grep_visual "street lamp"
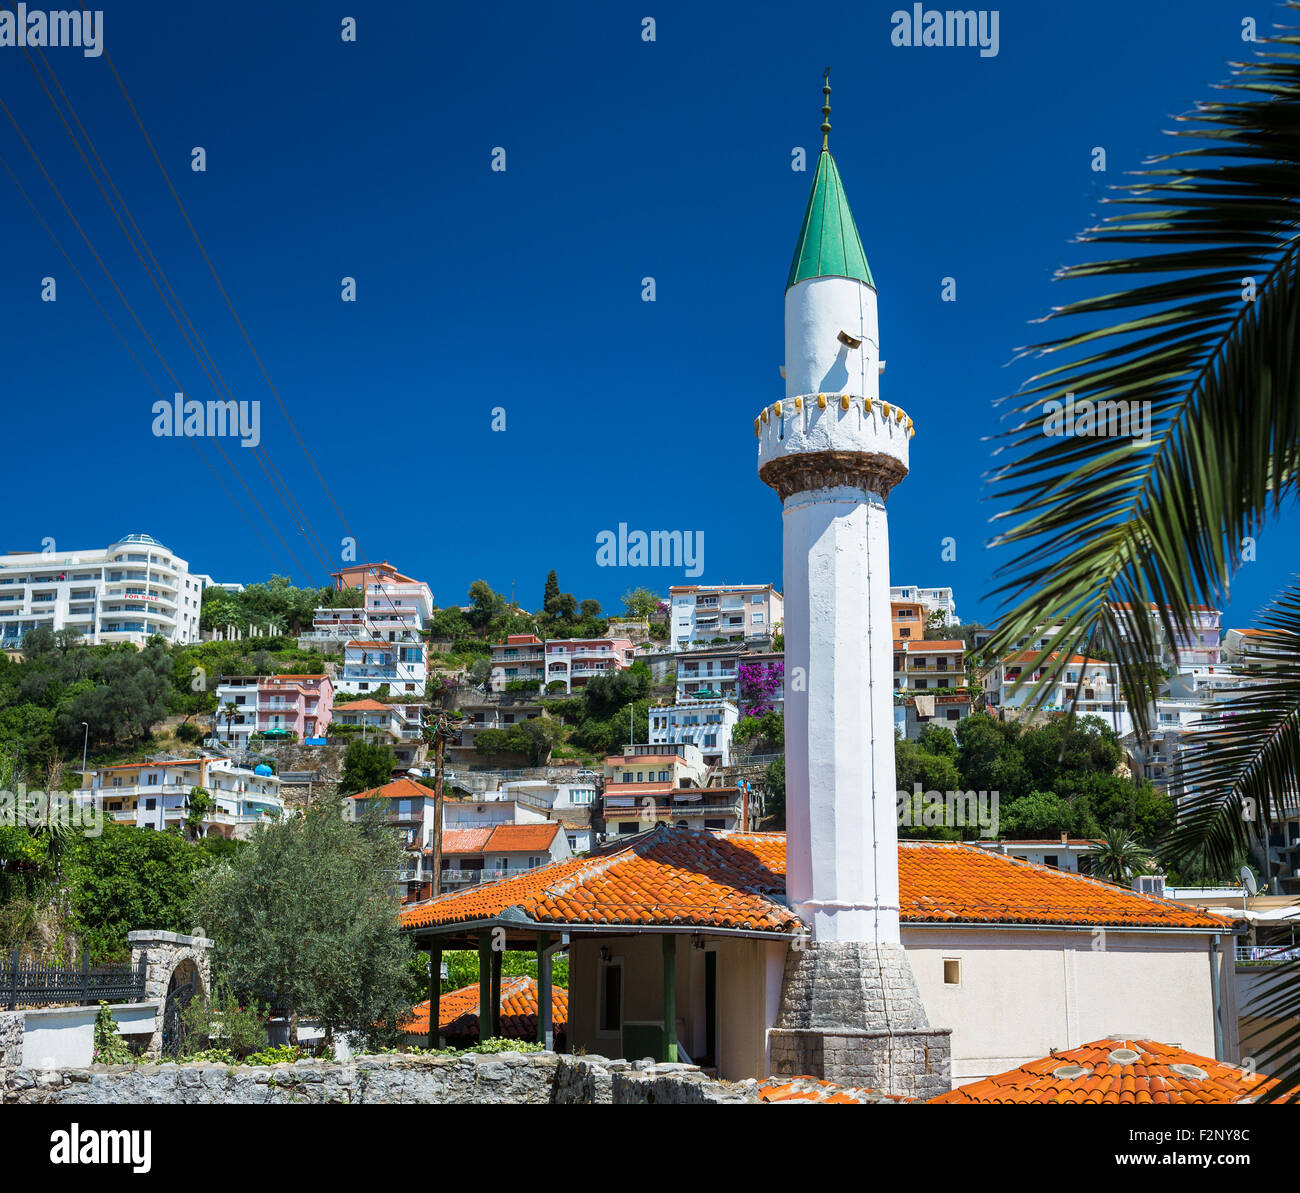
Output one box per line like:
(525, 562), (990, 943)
(80, 721), (89, 773)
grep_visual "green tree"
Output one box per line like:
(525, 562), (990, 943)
(622, 587), (659, 620)
(763, 756), (785, 828)
(543, 570), (561, 614)
(999, 790), (1076, 839)
(1086, 829), (1154, 885)
(189, 796), (414, 1046)
(338, 740), (396, 797)
(466, 580), (505, 631)
(67, 824), (211, 960)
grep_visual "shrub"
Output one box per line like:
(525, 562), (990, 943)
(92, 1001), (133, 1065)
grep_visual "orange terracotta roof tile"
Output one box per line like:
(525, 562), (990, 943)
(757, 1076), (911, 1104)
(484, 823), (561, 853)
(400, 976), (568, 1039)
(338, 699), (394, 712)
(347, 640), (393, 649)
(349, 776), (431, 801)
(401, 826), (793, 934)
(399, 829), (1231, 935)
(1000, 651), (1108, 667)
(440, 828), (493, 853)
(930, 1038), (1282, 1104)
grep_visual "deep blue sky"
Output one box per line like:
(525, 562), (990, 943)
(1, 1), (1294, 628)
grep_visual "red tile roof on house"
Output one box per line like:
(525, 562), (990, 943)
(482, 822), (561, 853)
(1000, 651), (1108, 667)
(401, 826), (792, 933)
(440, 828), (494, 854)
(400, 976), (568, 1039)
(347, 641), (392, 649)
(398, 827), (1231, 935)
(906, 640), (965, 652)
(757, 1076), (911, 1104)
(348, 776), (432, 801)
(930, 1038), (1279, 1104)
(338, 699), (394, 712)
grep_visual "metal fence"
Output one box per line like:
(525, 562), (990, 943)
(1235, 944), (1300, 964)
(3, 950), (148, 1010)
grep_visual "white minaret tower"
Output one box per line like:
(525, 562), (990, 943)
(763, 74), (950, 1097)
(758, 73), (910, 945)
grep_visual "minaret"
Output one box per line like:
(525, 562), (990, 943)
(763, 74), (950, 1098)
(760, 71), (908, 944)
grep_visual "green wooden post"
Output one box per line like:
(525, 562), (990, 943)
(477, 930), (492, 1044)
(536, 932), (552, 1048)
(662, 934), (676, 1063)
(430, 943), (444, 1047)
(490, 946), (503, 1038)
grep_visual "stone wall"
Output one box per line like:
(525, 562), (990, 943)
(1, 1051), (778, 1105)
(0, 1011), (22, 1069)
(770, 941), (952, 1101)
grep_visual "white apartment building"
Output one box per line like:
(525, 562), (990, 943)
(301, 569), (432, 696)
(0, 533), (206, 647)
(984, 651), (1133, 737)
(668, 584), (782, 650)
(890, 585), (960, 627)
(78, 755), (284, 839)
(543, 636), (635, 693)
(338, 639), (428, 698)
(649, 698), (740, 767)
(893, 639), (966, 692)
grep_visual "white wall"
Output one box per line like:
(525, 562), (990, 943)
(903, 926), (1227, 1083)
(22, 1001), (158, 1069)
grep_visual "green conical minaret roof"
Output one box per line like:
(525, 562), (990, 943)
(786, 72), (874, 292)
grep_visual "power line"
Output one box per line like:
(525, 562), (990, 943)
(0, 89), (316, 581)
(0, 147), (290, 573)
(17, 40), (338, 582)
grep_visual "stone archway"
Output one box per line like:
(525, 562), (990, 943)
(126, 930), (212, 1057)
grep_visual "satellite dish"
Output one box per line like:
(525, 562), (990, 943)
(1241, 866), (1258, 897)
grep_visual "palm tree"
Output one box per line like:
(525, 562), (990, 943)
(1087, 828), (1154, 884)
(221, 702), (239, 747)
(984, 16), (1300, 1097)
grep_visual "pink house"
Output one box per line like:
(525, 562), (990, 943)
(252, 675), (332, 743)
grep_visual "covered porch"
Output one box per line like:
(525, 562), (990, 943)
(406, 914), (791, 1079)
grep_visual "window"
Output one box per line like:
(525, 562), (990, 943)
(1043, 855), (1059, 869)
(751, 613), (764, 625)
(943, 959), (961, 986)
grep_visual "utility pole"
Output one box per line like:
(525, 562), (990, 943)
(422, 700), (462, 900)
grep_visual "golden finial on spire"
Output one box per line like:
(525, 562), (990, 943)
(821, 67), (832, 151)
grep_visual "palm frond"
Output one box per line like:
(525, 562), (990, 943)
(1166, 579), (1300, 873)
(985, 24), (1300, 731)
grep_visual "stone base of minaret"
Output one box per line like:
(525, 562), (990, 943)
(768, 942), (951, 1100)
